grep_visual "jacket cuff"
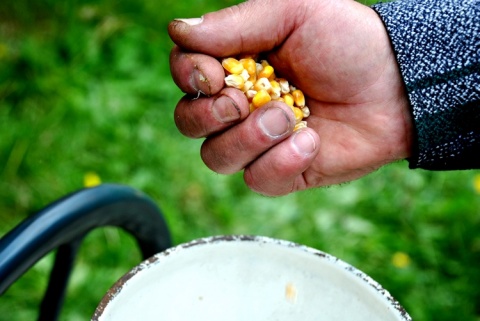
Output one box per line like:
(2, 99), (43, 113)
(372, 0), (480, 170)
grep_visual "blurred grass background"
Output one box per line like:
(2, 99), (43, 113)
(0, 0), (479, 320)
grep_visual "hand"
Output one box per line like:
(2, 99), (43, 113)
(168, 0), (413, 196)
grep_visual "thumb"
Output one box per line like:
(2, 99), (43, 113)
(168, 0), (294, 57)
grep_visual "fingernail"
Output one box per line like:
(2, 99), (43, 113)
(212, 96), (241, 123)
(259, 107), (291, 138)
(190, 67), (206, 94)
(174, 17), (204, 26)
(292, 130), (316, 154)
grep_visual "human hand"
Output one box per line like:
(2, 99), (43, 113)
(168, 0), (413, 196)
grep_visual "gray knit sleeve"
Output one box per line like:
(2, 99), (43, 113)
(371, 0), (480, 170)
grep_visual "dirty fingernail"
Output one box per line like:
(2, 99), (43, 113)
(292, 130), (316, 154)
(174, 17), (204, 26)
(259, 107), (291, 138)
(212, 96), (241, 123)
(190, 68), (207, 95)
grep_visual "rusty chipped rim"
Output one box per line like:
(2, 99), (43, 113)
(92, 235), (412, 321)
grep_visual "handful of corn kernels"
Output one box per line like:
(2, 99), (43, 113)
(221, 57), (309, 131)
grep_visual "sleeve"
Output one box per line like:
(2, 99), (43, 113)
(371, 0), (480, 170)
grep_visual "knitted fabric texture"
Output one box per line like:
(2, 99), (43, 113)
(372, 0), (479, 170)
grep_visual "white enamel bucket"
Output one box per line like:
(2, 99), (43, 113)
(92, 235), (411, 321)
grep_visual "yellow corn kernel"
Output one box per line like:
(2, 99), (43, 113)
(221, 56), (308, 129)
(282, 93), (295, 107)
(252, 89), (271, 108)
(258, 65), (274, 79)
(292, 89), (305, 107)
(293, 107), (304, 123)
(224, 74), (244, 89)
(240, 58), (257, 77)
(269, 80), (281, 99)
(294, 121), (307, 131)
(222, 57), (244, 74)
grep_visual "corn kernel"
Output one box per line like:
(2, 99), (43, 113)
(258, 65), (274, 79)
(224, 74), (244, 89)
(240, 69), (250, 82)
(292, 89), (305, 107)
(240, 58), (257, 77)
(246, 89), (257, 100)
(277, 78), (290, 94)
(254, 77), (272, 92)
(222, 57), (244, 74)
(256, 63), (263, 75)
(294, 121), (307, 131)
(293, 107), (304, 123)
(243, 80), (254, 92)
(269, 80), (281, 99)
(302, 106), (310, 118)
(252, 89), (271, 108)
(221, 56), (309, 131)
(282, 93), (295, 107)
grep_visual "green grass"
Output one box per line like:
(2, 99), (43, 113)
(1, 0), (479, 320)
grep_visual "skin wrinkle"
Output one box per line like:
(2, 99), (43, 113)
(246, 135), (312, 195)
(245, 155), (284, 196)
(219, 4), (251, 55)
(184, 98), (210, 137)
(243, 167), (267, 195)
(271, 2), (297, 50)
(269, 4), (314, 83)
(234, 107), (293, 174)
(312, 94), (407, 165)
(305, 114), (386, 182)
(202, 127), (257, 174)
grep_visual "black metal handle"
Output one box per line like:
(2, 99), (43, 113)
(0, 184), (172, 320)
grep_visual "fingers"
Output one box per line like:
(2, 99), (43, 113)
(168, 0), (294, 56)
(244, 128), (320, 196)
(174, 87), (250, 138)
(200, 102), (296, 175)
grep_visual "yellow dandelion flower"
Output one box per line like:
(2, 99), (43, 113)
(473, 174), (480, 194)
(84, 172), (102, 188)
(392, 251), (411, 269)
(0, 43), (8, 60)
